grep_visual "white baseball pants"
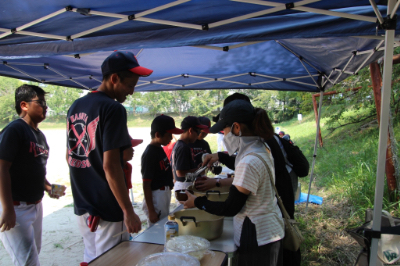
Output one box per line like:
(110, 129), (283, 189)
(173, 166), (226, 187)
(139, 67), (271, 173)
(76, 213), (129, 263)
(0, 202), (43, 266)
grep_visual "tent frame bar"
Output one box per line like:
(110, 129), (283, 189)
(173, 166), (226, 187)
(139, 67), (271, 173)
(306, 89), (324, 209)
(0, 0), (385, 42)
(236, 0), (376, 22)
(369, 0), (396, 263)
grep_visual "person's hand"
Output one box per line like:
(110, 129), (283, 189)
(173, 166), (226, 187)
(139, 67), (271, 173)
(180, 191), (197, 209)
(0, 209), (16, 232)
(201, 153), (219, 168)
(46, 185), (66, 199)
(123, 148), (134, 162)
(194, 177), (217, 191)
(124, 210), (142, 234)
(149, 210), (160, 224)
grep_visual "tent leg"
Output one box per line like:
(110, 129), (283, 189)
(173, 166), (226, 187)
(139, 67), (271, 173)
(369, 7), (395, 266)
(306, 90), (324, 210)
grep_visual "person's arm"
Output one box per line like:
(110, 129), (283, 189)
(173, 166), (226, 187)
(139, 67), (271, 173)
(218, 152), (236, 170)
(103, 149), (141, 233)
(201, 152), (236, 170)
(176, 168), (198, 178)
(182, 185), (249, 217)
(0, 159), (16, 232)
(194, 177), (233, 191)
(142, 181), (159, 223)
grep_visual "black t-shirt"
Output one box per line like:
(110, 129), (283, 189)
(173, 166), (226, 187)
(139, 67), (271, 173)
(141, 144), (174, 190)
(67, 91), (131, 222)
(0, 119), (49, 202)
(189, 139), (212, 167)
(171, 140), (196, 180)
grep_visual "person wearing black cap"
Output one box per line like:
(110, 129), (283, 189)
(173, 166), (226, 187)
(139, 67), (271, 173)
(141, 115), (184, 227)
(201, 93), (300, 266)
(188, 117), (212, 167)
(182, 100), (284, 265)
(170, 116), (209, 193)
(66, 51), (153, 263)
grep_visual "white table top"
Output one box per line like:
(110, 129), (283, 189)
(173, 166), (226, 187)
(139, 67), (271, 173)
(132, 205), (237, 254)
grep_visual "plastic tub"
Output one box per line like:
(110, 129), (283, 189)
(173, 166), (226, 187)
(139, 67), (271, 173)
(136, 252), (199, 266)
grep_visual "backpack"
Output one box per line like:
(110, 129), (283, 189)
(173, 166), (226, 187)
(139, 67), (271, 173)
(279, 135), (310, 177)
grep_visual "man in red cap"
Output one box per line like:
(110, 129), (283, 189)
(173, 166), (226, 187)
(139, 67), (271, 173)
(141, 115), (184, 227)
(66, 51), (153, 263)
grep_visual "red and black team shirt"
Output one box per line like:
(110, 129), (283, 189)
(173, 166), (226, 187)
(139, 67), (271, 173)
(141, 144), (174, 191)
(0, 119), (49, 202)
(188, 139), (212, 167)
(67, 91), (131, 222)
(170, 139), (196, 180)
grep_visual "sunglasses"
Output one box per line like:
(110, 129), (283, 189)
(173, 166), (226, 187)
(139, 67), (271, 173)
(27, 99), (47, 107)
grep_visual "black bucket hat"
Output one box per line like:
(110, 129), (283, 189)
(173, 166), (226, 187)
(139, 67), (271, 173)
(209, 100), (255, 133)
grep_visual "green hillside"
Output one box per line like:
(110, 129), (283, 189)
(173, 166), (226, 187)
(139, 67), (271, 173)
(272, 108), (400, 265)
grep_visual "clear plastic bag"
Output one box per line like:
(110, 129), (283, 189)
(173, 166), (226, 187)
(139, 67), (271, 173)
(165, 235), (214, 261)
(136, 252), (200, 266)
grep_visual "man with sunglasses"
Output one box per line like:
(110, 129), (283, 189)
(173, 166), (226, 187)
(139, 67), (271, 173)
(66, 51), (153, 263)
(170, 116), (209, 194)
(0, 84), (63, 265)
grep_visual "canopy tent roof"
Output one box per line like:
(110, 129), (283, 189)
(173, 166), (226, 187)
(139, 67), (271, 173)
(0, 1), (399, 91)
(0, 37), (387, 92)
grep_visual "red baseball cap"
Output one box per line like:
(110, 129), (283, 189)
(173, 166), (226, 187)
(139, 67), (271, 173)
(130, 138), (143, 147)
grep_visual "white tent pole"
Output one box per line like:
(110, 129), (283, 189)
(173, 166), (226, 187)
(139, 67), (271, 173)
(369, 0), (396, 264)
(369, 0), (385, 25)
(306, 89), (324, 210)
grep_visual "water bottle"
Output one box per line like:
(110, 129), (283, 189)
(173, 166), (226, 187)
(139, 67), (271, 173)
(164, 215), (179, 251)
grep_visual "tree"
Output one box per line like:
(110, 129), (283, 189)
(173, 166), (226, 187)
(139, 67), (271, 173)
(44, 84), (83, 115)
(0, 77), (22, 123)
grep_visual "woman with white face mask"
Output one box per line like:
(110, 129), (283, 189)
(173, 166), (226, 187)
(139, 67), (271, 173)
(182, 99), (284, 266)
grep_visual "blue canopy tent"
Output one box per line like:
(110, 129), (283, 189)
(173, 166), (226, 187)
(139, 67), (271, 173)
(0, 38), (388, 91)
(0, 1), (398, 263)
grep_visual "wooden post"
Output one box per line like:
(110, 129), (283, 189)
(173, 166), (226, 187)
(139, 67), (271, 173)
(369, 61), (398, 201)
(312, 87), (361, 147)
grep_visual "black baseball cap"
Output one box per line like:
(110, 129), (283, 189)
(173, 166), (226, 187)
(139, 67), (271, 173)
(224, 92), (251, 106)
(151, 115), (184, 134)
(181, 116), (210, 133)
(198, 117), (211, 128)
(101, 51), (153, 77)
(209, 100), (255, 133)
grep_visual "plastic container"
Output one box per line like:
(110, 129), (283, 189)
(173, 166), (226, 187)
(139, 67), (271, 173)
(165, 235), (211, 261)
(164, 215), (179, 249)
(136, 252), (200, 266)
(175, 189), (194, 201)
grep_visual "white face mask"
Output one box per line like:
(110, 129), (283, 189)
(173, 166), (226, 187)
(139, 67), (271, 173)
(223, 124), (241, 156)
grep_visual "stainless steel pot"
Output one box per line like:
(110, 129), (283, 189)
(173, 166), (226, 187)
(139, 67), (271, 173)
(173, 209), (224, 240)
(189, 185), (230, 202)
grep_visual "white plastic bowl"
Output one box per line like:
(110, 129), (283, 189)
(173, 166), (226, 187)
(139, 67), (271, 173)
(136, 252), (200, 266)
